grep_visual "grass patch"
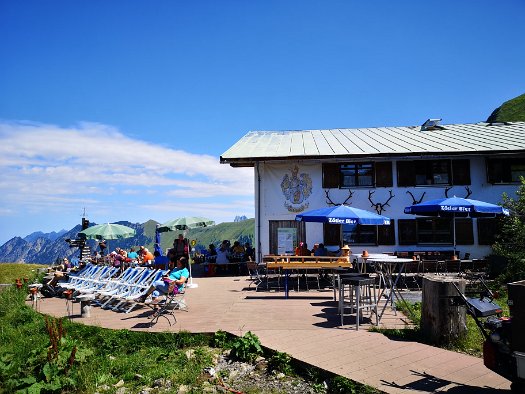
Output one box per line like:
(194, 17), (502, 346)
(0, 263), (47, 284)
(0, 276), (380, 393)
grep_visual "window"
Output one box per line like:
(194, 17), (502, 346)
(416, 160), (450, 185)
(417, 218), (452, 243)
(322, 161), (393, 188)
(343, 223), (377, 245)
(398, 218), (472, 245)
(341, 163), (374, 187)
(397, 159), (470, 187)
(487, 158), (525, 184)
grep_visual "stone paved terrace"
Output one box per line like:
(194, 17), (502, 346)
(31, 276), (511, 393)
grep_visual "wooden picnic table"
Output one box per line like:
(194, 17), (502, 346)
(264, 255), (352, 298)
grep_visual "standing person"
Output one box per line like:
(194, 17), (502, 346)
(98, 240), (107, 256)
(244, 243), (254, 261)
(215, 241), (231, 274)
(168, 234), (189, 263)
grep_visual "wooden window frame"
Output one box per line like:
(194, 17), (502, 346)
(322, 161), (393, 188)
(487, 157), (525, 184)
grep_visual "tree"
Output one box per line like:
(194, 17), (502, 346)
(492, 176), (525, 282)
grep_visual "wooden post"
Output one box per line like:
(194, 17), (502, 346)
(421, 276), (467, 345)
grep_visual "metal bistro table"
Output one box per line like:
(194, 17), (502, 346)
(351, 253), (397, 274)
(366, 257), (414, 319)
(265, 255), (352, 299)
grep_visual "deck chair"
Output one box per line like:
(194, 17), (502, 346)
(97, 267), (148, 308)
(107, 268), (159, 312)
(148, 278), (189, 326)
(118, 269), (169, 313)
(73, 266), (120, 294)
(60, 264), (98, 289)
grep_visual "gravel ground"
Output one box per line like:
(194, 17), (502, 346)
(125, 350), (327, 394)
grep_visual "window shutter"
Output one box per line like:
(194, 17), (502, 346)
(477, 218), (497, 245)
(323, 223), (341, 246)
(378, 219), (395, 245)
(322, 163), (340, 188)
(452, 159), (471, 185)
(397, 161), (415, 187)
(375, 162), (393, 187)
(398, 219), (417, 245)
(455, 219), (474, 245)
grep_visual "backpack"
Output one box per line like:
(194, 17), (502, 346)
(41, 284), (56, 298)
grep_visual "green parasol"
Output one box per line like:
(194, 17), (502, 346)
(79, 223), (136, 240)
(157, 216), (215, 233)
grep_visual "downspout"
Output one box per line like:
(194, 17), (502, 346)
(256, 161), (262, 264)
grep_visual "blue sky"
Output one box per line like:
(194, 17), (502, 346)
(0, 0), (524, 245)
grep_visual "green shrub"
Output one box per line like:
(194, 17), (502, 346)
(328, 376), (379, 393)
(268, 351), (293, 375)
(230, 331), (263, 362)
(212, 329), (231, 348)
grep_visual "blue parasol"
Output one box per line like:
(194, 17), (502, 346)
(154, 224), (162, 256)
(404, 196), (510, 253)
(296, 205), (391, 226)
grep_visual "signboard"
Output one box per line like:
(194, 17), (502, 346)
(277, 228), (296, 255)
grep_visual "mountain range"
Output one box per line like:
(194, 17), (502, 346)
(0, 219), (255, 264)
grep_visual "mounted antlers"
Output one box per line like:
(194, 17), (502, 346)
(445, 186), (472, 199)
(325, 189), (353, 206)
(368, 190), (394, 214)
(406, 190), (426, 205)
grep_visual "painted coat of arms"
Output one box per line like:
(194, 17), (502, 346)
(281, 165), (312, 212)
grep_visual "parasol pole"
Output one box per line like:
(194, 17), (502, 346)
(453, 213), (456, 257)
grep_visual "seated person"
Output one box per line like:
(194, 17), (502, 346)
(314, 243), (328, 256)
(337, 245), (352, 261)
(141, 248), (154, 267)
(127, 247), (139, 261)
(232, 241), (245, 255)
(295, 242), (311, 256)
(138, 257), (189, 303)
(109, 248), (125, 267)
(46, 258), (70, 286)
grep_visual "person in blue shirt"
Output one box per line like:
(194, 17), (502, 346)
(138, 257), (189, 303)
(127, 247), (139, 260)
(314, 243), (328, 256)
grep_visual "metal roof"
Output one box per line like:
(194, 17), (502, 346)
(220, 122), (525, 167)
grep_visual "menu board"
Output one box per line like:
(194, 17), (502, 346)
(277, 228), (296, 255)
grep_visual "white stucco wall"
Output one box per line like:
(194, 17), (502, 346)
(254, 157), (520, 260)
